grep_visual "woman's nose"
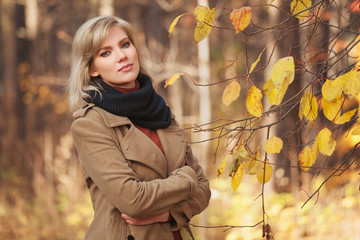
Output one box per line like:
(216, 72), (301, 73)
(115, 48), (127, 61)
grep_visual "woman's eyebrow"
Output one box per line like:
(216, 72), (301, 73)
(97, 37), (130, 53)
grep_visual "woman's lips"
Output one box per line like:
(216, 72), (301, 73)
(119, 64), (133, 72)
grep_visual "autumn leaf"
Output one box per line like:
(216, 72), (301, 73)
(322, 71), (360, 102)
(164, 73), (184, 88)
(334, 109), (357, 124)
(229, 159), (239, 177)
(168, 14), (186, 37)
(249, 48), (265, 75)
(231, 163), (244, 192)
(349, 0), (360, 13)
(269, 78), (290, 105)
(217, 155), (230, 178)
(321, 78), (342, 102)
(230, 7), (252, 34)
(245, 158), (261, 175)
(245, 149), (261, 175)
(257, 159), (272, 184)
(298, 88), (308, 120)
(263, 79), (275, 98)
(351, 126), (360, 135)
(194, 7), (215, 43)
(246, 85), (263, 117)
(299, 146), (318, 171)
(222, 80), (241, 106)
(265, 136), (283, 154)
(314, 127), (336, 156)
(339, 70), (360, 99)
(321, 96), (342, 121)
(194, 6), (211, 22)
(321, 96), (356, 124)
(291, 0), (312, 20)
(267, 56), (295, 105)
(299, 88), (318, 123)
(271, 56), (295, 86)
(232, 142), (249, 160)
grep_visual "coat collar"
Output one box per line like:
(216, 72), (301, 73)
(73, 103), (132, 127)
(73, 103), (188, 177)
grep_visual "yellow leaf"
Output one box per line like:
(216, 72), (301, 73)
(245, 149), (261, 175)
(321, 96), (356, 124)
(222, 80), (241, 106)
(334, 109), (357, 124)
(321, 96), (343, 121)
(321, 78), (343, 102)
(299, 146), (317, 171)
(194, 6), (210, 22)
(321, 78), (342, 102)
(306, 92), (318, 122)
(232, 142), (249, 160)
(314, 128), (336, 156)
(267, 56), (294, 105)
(257, 159), (272, 184)
(299, 88), (318, 122)
(271, 56), (295, 86)
(249, 48), (265, 75)
(231, 163), (244, 192)
(351, 126), (360, 136)
(194, 8), (215, 43)
(340, 71), (360, 100)
(298, 89), (308, 120)
(168, 14), (186, 37)
(229, 159), (239, 177)
(229, 7), (252, 34)
(263, 79), (275, 99)
(269, 78), (290, 105)
(290, 0), (312, 20)
(265, 136), (283, 154)
(164, 73), (184, 88)
(246, 85), (263, 117)
(217, 155), (230, 178)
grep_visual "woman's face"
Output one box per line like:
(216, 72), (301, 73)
(90, 26), (140, 88)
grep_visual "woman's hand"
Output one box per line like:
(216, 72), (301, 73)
(121, 212), (170, 225)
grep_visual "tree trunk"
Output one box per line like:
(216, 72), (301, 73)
(1, 0), (18, 172)
(194, 0), (211, 239)
(99, 0), (114, 16)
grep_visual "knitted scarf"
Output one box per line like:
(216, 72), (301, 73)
(87, 74), (172, 129)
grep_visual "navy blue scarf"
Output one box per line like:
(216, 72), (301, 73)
(88, 74), (172, 129)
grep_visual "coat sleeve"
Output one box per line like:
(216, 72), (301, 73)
(71, 114), (198, 218)
(169, 144), (211, 230)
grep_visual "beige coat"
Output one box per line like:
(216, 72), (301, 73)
(71, 104), (211, 240)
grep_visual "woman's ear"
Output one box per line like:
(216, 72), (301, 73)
(90, 66), (100, 77)
(90, 71), (100, 77)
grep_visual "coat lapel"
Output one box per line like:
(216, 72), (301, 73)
(157, 124), (187, 175)
(121, 126), (168, 179)
(93, 106), (168, 179)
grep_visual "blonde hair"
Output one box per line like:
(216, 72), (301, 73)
(68, 16), (148, 110)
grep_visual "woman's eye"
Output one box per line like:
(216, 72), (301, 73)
(100, 51), (111, 57)
(121, 42), (130, 48)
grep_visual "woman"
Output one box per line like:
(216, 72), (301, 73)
(68, 16), (211, 240)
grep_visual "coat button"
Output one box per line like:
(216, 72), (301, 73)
(127, 235), (135, 240)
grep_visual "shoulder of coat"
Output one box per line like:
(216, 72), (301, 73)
(72, 103), (132, 128)
(72, 103), (96, 119)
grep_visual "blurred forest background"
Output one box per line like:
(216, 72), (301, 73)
(0, 0), (360, 239)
